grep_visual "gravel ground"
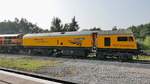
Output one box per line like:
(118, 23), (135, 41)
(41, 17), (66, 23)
(0, 54), (150, 84)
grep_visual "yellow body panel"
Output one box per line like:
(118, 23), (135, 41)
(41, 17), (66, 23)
(23, 33), (137, 50)
(23, 35), (92, 47)
(97, 35), (137, 49)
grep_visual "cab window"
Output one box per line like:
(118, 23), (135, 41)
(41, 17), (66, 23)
(117, 37), (128, 41)
(129, 37), (134, 41)
(117, 36), (134, 42)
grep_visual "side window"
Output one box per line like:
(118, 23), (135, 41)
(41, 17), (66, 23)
(117, 37), (128, 41)
(5, 37), (12, 44)
(104, 37), (111, 46)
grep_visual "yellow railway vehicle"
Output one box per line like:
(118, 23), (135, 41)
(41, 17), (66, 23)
(23, 32), (93, 48)
(23, 31), (94, 56)
(96, 30), (138, 60)
(23, 30), (138, 60)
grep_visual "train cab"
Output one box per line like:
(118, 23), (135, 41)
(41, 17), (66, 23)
(96, 30), (138, 60)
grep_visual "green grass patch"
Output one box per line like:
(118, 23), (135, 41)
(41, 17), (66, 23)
(0, 57), (60, 71)
(133, 55), (150, 60)
(143, 36), (150, 50)
(144, 50), (150, 53)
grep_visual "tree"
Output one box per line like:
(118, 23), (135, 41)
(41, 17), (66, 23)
(89, 27), (101, 31)
(140, 24), (150, 38)
(128, 23), (150, 39)
(112, 26), (117, 31)
(50, 17), (63, 32)
(63, 23), (70, 32)
(68, 16), (79, 31)
(49, 16), (80, 32)
(128, 25), (140, 38)
(18, 18), (44, 33)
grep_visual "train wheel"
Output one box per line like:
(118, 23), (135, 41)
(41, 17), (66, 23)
(96, 53), (106, 60)
(51, 49), (62, 57)
(118, 53), (133, 62)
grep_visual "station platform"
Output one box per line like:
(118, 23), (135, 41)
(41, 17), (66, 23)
(0, 70), (61, 84)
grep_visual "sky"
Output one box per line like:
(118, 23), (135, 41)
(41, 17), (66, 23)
(0, 0), (150, 30)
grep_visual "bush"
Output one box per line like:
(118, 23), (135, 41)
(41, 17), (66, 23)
(136, 39), (145, 50)
(144, 36), (150, 50)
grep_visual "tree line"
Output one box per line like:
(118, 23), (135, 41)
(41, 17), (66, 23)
(0, 17), (80, 34)
(127, 23), (150, 50)
(0, 17), (149, 40)
(0, 18), (48, 34)
(128, 24), (150, 39)
(0, 17), (126, 34)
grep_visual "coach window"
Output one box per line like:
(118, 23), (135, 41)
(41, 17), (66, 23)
(104, 37), (111, 46)
(5, 37), (12, 44)
(117, 37), (128, 41)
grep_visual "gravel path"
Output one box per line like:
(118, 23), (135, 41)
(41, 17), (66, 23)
(37, 59), (150, 84)
(0, 54), (150, 84)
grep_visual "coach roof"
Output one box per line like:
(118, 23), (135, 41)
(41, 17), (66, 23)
(98, 30), (133, 35)
(23, 30), (133, 38)
(0, 34), (21, 37)
(23, 31), (93, 38)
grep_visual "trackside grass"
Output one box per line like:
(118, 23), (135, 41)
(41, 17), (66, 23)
(144, 50), (150, 53)
(133, 55), (150, 60)
(0, 57), (60, 71)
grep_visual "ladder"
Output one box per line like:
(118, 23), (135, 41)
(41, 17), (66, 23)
(88, 32), (98, 57)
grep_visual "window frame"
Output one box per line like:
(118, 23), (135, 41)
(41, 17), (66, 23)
(117, 37), (128, 42)
(117, 36), (134, 42)
(129, 36), (134, 42)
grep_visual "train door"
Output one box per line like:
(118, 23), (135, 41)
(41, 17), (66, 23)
(92, 32), (98, 48)
(104, 37), (111, 46)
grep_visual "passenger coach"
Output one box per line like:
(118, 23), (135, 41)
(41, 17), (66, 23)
(0, 34), (23, 53)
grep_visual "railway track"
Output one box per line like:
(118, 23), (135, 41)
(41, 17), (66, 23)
(0, 52), (150, 64)
(129, 60), (150, 64)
